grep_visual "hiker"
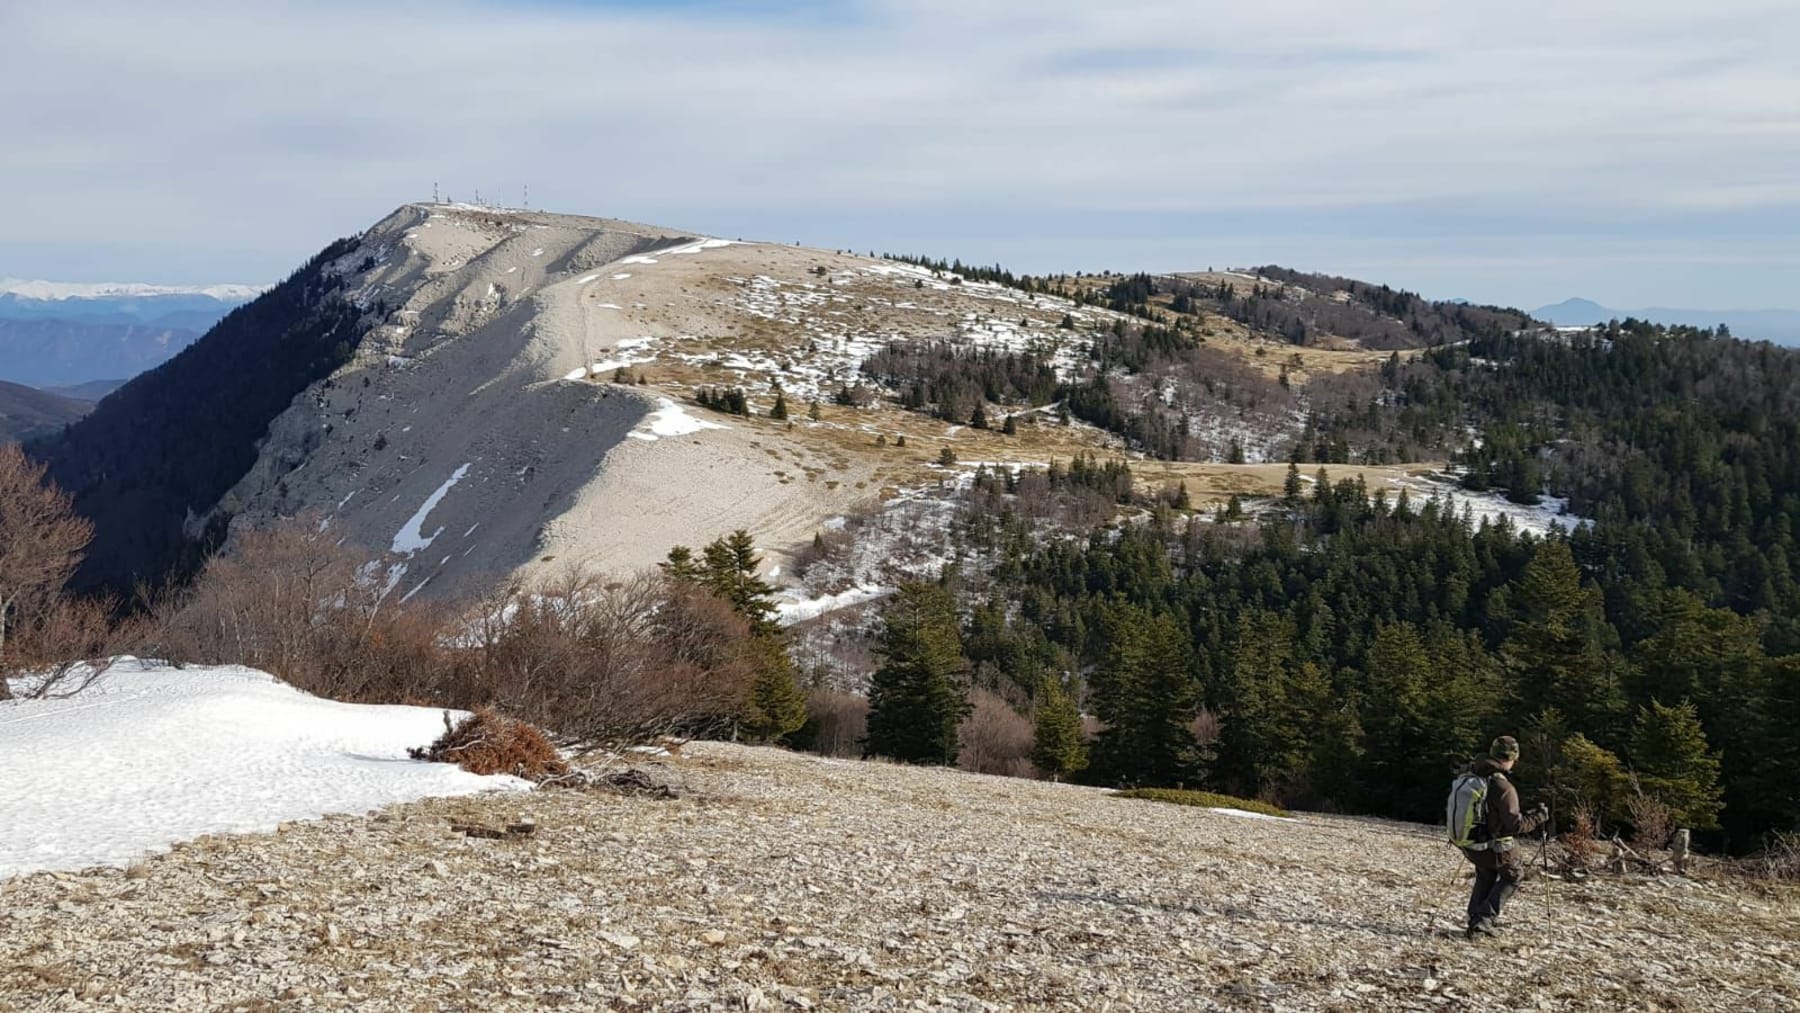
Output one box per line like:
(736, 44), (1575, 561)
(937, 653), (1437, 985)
(1446, 735), (1549, 939)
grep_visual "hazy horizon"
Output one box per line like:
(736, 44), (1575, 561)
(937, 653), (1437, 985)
(5, 1), (1797, 312)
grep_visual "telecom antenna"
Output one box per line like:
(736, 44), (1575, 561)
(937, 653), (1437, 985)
(523, 183), (529, 209)
(432, 181), (439, 203)
(474, 187), (482, 207)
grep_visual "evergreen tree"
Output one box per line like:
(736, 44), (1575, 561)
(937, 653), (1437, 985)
(1087, 605), (1198, 786)
(1002, 414), (1018, 436)
(865, 583), (970, 764)
(1498, 541), (1628, 739)
(667, 532), (805, 741)
(1283, 462), (1304, 502)
(970, 402), (989, 430)
(1213, 609), (1336, 799)
(1559, 733), (1631, 830)
(1031, 680), (1087, 781)
(770, 391), (789, 421)
(1630, 699), (1724, 831)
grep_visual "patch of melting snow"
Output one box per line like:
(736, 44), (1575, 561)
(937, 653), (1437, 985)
(531, 247), (545, 257)
(1209, 807), (1296, 823)
(776, 584), (892, 626)
(630, 398), (728, 441)
(0, 660), (526, 878)
(392, 463), (471, 554)
(576, 274), (600, 284)
(620, 255), (659, 265)
(1389, 476), (1589, 537)
(612, 273), (631, 281)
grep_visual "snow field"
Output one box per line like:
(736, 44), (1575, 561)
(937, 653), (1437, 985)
(0, 661), (527, 878)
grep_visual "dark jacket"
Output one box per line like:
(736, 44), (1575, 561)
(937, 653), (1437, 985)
(1472, 757), (1546, 842)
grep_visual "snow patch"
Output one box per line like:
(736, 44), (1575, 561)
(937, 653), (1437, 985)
(631, 398), (728, 441)
(776, 584), (891, 626)
(0, 660), (526, 878)
(392, 463), (472, 554)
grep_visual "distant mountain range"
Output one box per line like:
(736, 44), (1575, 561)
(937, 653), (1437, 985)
(1534, 298), (1800, 346)
(0, 279), (262, 388)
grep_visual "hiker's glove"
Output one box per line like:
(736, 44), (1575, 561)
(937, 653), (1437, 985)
(1530, 803), (1550, 823)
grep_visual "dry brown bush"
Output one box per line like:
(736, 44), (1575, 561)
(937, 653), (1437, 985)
(0, 444), (98, 699)
(4, 595), (148, 699)
(800, 688), (868, 757)
(409, 707), (569, 779)
(1628, 790), (1675, 852)
(1560, 803), (1602, 868)
(151, 517), (775, 749)
(462, 570), (760, 751)
(957, 690), (1037, 778)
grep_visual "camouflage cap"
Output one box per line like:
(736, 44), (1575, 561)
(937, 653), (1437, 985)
(1490, 735), (1521, 762)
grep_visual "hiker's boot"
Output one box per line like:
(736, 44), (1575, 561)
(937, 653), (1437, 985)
(1473, 919), (1502, 938)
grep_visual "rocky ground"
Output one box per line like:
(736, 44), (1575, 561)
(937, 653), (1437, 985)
(3, 743), (1794, 1011)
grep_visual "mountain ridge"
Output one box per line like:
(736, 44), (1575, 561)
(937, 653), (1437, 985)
(1535, 296), (1800, 344)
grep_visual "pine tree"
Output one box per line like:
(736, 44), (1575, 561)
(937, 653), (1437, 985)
(1630, 699), (1724, 830)
(770, 391), (789, 421)
(1031, 680), (1087, 781)
(1283, 462), (1303, 502)
(1498, 541), (1627, 738)
(661, 545), (702, 583)
(1002, 414), (1018, 436)
(865, 583), (969, 764)
(1087, 605), (1198, 786)
(971, 403), (989, 430)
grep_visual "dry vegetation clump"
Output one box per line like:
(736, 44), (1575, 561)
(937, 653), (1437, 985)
(408, 707), (569, 780)
(794, 688), (868, 758)
(956, 689), (1036, 778)
(1115, 787), (1290, 818)
(150, 519), (769, 751)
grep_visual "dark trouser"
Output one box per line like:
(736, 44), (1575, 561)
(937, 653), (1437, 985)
(1461, 846), (1522, 926)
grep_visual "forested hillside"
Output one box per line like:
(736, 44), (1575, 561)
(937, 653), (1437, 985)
(27, 238), (364, 594)
(855, 317), (1800, 849)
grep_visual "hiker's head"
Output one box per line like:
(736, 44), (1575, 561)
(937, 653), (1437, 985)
(1490, 735), (1521, 769)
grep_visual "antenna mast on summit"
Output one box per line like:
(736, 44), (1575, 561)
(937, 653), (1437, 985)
(432, 181), (439, 203)
(523, 183), (529, 209)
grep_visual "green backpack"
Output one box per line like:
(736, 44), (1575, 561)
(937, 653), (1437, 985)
(1446, 771), (1493, 849)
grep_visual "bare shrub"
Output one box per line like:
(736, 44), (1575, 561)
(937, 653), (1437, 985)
(1560, 802), (1602, 869)
(957, 690), (1036, 778)
(797, 688), (868, 757)
(463, 570), (760, 751)
(409, 707), (568, 779)
(1749, 832), (1800, 882)
(6, 595), (147, 699)
(1627, 790), (1675, 852)
(1189, 707), (1221, 749)
(0, 444), (96, 698)
(154, 518), (456, 705)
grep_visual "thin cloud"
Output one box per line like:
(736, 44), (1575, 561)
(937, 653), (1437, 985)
(0, 0), (1795, 308)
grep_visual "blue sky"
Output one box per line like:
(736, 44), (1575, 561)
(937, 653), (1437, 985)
(3, 0), (1797, 310)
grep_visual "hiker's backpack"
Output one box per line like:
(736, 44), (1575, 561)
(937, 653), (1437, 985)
(1446, 772), (1492, 849)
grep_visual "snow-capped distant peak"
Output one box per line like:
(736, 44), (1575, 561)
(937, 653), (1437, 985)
(0, 278), (267, 302)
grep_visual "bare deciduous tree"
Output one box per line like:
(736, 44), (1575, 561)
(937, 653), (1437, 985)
(0, 444), (95, 699)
